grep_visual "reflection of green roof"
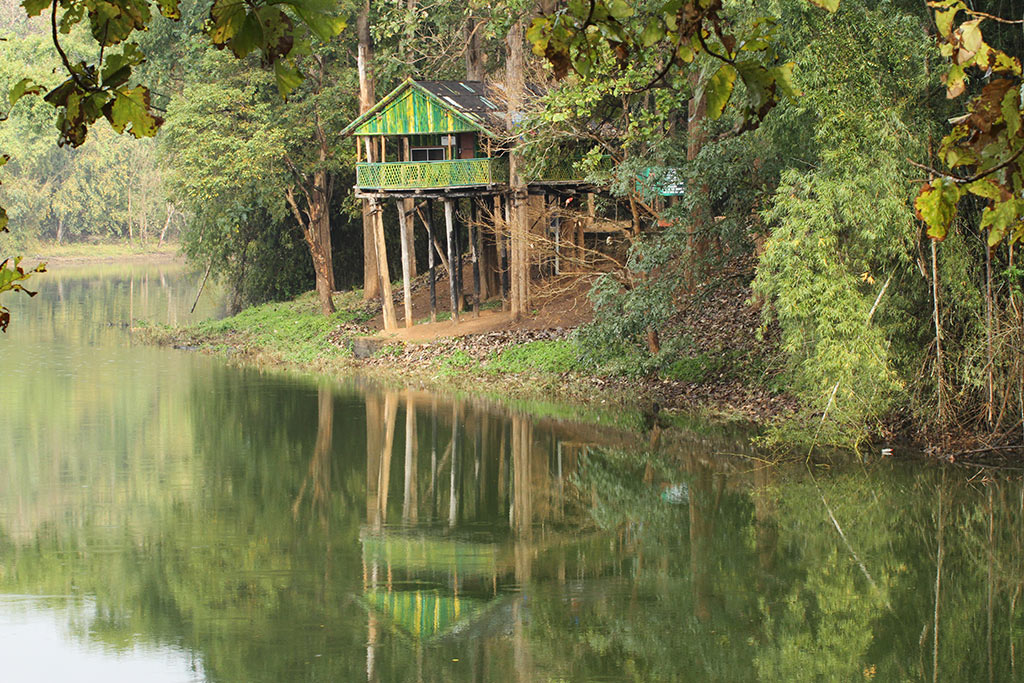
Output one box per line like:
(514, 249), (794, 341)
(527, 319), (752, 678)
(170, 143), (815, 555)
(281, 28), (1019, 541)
(360, 532), (499, 577)
(365, 589), (485, 639)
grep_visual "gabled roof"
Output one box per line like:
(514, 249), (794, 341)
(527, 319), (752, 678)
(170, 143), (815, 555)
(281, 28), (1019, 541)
(341, 78), (506, 138)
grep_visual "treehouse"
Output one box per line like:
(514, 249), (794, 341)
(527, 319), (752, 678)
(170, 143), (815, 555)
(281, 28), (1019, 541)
(341, 78), (603, 333)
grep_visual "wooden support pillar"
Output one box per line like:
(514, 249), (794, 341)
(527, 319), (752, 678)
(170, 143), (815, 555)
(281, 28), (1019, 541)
(444, 198), (460, 324)
(426, 200), (437, 323)
(397, 198), (414, 328)
(501, 195), (511, 307)
(372, 198), (398, 331)
(455, 199), (464, 306)
(478, 198), (489, 300)
(470, 199), (480, 317)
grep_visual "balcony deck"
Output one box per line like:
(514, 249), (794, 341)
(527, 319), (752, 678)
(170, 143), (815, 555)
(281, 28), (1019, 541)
(355, 158), (509, 191)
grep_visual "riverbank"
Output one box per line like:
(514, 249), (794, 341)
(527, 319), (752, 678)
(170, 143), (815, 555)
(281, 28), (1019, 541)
(136, 268), (799, 440)
(11, 240), (181, 267)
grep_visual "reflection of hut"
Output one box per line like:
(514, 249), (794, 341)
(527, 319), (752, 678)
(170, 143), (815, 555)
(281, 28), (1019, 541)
(360, 529), (506, 640)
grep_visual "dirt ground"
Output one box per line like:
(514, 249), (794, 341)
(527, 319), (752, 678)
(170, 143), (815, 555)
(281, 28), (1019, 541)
(365, 264), (596, 343)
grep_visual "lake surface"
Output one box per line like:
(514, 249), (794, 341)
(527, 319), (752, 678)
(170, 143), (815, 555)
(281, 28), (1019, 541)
(2, 261), (1023, 681)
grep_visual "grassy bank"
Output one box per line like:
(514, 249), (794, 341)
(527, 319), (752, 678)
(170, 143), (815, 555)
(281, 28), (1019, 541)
(136, 284), (796, 439)
(5, 239), (181, 266)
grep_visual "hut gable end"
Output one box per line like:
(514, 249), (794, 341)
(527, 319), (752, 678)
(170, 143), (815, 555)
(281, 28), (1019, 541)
(343, 79), (501, 138)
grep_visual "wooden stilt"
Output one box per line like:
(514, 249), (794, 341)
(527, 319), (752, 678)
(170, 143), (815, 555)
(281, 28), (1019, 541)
(552, 197), (561, 276)
(501, 195), (511, 307)
(470, 199), (480, 317)
(444, 198), (460, 324)
(373, 199), (398, 331)
(455, 199), (463, 307)
(426, 200), (437, 323)
(398, 198), (414, 328)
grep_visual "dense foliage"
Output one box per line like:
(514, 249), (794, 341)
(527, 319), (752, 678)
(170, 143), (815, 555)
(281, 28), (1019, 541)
(3, 0), (1024, 446)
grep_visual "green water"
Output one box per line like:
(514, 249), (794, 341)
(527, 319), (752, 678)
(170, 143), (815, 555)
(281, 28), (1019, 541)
(2, 262), (1023, 681)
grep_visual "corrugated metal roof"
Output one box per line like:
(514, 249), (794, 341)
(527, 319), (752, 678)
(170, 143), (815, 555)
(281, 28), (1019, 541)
(415, 81), (503, 115)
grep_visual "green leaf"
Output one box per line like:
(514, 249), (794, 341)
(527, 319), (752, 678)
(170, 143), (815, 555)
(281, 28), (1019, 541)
(21, 0), (50, 17)
(706, 64), (737, 120)
(274, 62), (304, 98)
(292, 4), (346, 41)
(209, 0), (247, 47)
(231, 12), (263, 58)
(607, 0), (633, 20)
(771, 62), (801, 99)
(102, 86), (162, 138)
(804, 0), (839, 11)
(934, 8), (956, 37)
(156, 0), (180, 19)
(959, 19), (982, 54)
(1002, 86), (1020, 139)
(640, 18), (665, 48)
(9, 78), (41, 107)
(980, 199), (1021, 246)
(914, 178), (960, 241)
(965, 179), (1002, 201)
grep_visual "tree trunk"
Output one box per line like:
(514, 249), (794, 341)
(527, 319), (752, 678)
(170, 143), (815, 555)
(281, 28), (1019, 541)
(372, 199), (398, 330)
(465, 13), (483, 80)
(686, 70), (708, 283)
(159, 203), (175, 245)
(506, 19), (529, 318)
(358, 0), (380, 300)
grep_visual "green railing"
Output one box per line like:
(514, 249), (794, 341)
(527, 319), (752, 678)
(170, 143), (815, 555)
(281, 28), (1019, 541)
(356, 157), (509, 190)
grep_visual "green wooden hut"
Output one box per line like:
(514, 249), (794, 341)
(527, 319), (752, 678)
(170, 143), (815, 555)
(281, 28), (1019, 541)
(341, 78), (596, 332)
(342, 78), (510, 194)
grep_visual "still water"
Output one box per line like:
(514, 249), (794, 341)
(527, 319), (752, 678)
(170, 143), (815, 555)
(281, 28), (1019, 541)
(2, 261), (1023, 681)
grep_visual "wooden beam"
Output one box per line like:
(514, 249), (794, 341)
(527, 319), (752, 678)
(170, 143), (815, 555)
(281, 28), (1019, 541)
(397, 197), (414, 328)
(415, 203), (450, 274)
(372, 199), (398, 331)
(444, 198), (460, 324)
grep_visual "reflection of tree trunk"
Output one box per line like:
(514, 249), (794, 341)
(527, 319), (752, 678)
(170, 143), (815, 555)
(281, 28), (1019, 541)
(512, 416), (534, 682)
(511, 416), (533, 537)
(988, 487), (995, 683)
(753, 466), (778, 595)
(378, 393), (398, 524)
(402, 392), (418, 524)
(449, 403), (461, 528)
(292, 385), (335, 524)
(366, 393), (383, 525)
(933, 480), (944, 683)
(687, 456), (715, 623)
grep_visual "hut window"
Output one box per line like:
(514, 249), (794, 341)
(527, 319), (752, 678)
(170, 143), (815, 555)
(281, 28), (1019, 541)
(411, 147), (445, 161)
